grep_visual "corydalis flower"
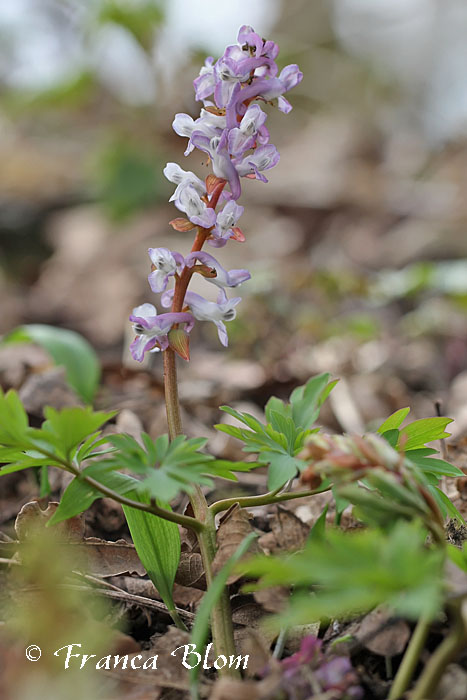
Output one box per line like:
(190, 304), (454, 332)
(235, 143), (280, 182)
(237, 25), (279, 61)
(228, 104), (268, 157)
(130, 303), (194, 361)
(225, 63), (303, 128)
(279, 636), (363, 700)
(209, 200), (244, 247)
(172, 110), (226, 155)
(162, 289), (241, 347)
(191, 131), (241, 200)
(148, 248), (185, 293)
(174, 181), (217, 228)
(185, 251), (250, 289)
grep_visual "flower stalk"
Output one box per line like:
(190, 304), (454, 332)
(128, 24), (302, 676)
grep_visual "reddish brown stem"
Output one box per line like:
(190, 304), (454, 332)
(170, 179), (226, 315)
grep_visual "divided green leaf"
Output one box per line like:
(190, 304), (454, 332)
(216, 374), (336, 490)
(240, 521), (444, 628)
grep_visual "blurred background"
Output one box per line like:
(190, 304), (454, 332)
(1, 0), (467, 440)
(1, 3), (467, 697)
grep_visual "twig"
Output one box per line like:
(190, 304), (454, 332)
(57, 583), (196, 623)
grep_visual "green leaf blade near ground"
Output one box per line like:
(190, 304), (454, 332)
(2, 325), (101, 403)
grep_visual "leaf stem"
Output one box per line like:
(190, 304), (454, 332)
(209, 486), (331, 516)
(29, 426), (205, 533)
(71, 468), (205, 533)
(388, 614), (431, 700)
(409, 609), (467, 700)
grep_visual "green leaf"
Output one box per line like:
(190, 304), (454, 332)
(241, 522), (444, 629)
(337, 483), (421, 528)
(291, 374), (335, 430)
(265, 396), (290, 423)
(265, 452), (301, 490)
(48, 467), (138, 525)
(406, 450), (464, 479)
(123, 494), (180, 624)
(189, 532), (258, 699)
(217, 376), (335, 495)
(39, 466), (51, 497)
(447, 543), (467, 572)
(100, 432), (234, 502)
(378, 408), (410, 433)
(428, 486), (466, 525)
(40, 406), (116, 460)
(381, 429), (399, 448)
(3, 325), (101, 403)
(0, 388), (29, 447)
(307, 505), (328, 544)
(398, 417), (453, 451)
(213, 423), (245, 441)
(48, 465), (181, 626)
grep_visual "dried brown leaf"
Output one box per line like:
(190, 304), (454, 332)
(175, 551), (206, 589)
(18, 366), (83, 416)
(210, 669), (281, 700)
(269, 506), (309, 553)
(0, 343), (51, 390)
(76, 537), (147, 578)
(253, 586), (289, 614)
(231, 594), (264, 628)
(355, 606), (410, 657)
(15, 501), (85, 541)
(212, 504), (261, 584)
(233, 627), (274, 678)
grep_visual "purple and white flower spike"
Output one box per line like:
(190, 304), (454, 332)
(129, 303), (194, 362)
(130, 26), (301, 359)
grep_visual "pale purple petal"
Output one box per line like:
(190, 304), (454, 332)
(185, 251), (250, 288)
(172, 113), (195, 138)
(225, 268), (251, 286)
(228, 128), (256, 157)
(236, 144), (280, 179)
(160, 289), (173, 309)
(190, 207), (217, 229)
(215, 320), (229, 346)
(207, 236), (229, 248)
(130, 303), (158, 328)
(279, 64), (303, 91)
(148, 269), (169, 293)
(156, 312), (195, 334)
(277, 96), (292, 114)
(130, 335), (158, 362)
(193, 57), (216, 101)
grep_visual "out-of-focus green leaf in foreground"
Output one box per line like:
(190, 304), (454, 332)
(239, 521), (445, 630)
